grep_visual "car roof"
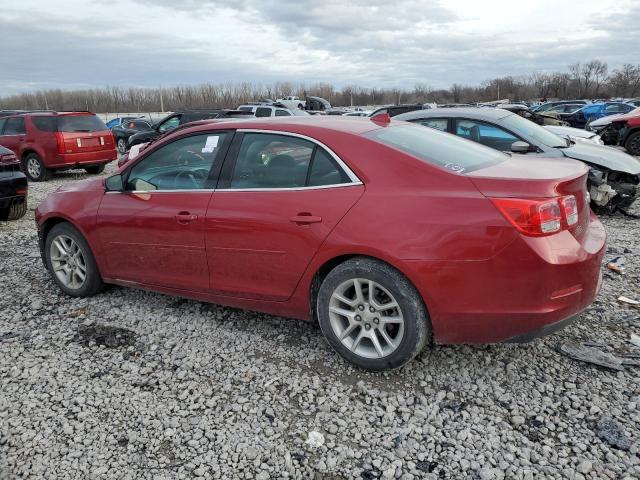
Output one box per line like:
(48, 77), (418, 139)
(394, 107), (513, 122)
(162, 115), (383, 139)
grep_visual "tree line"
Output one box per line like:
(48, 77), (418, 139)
(1, 60), (640, 112)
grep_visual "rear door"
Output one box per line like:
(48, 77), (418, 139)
(205, 131), (364, 301)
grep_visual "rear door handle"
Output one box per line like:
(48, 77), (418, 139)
(289, 213), (322, 225)
(174, 212), (198, 224)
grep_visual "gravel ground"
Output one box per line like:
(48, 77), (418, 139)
(1, 160), (639, 480)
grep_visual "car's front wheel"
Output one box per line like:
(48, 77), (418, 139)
(44, 222), (103, 297)
(625, 131), (640, 156)
(23, 153), (50, 182)
(116, 138), (127, 155)
(317, 257), (430, 370)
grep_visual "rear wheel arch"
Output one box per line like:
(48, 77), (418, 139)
(309, 253), (431, 324)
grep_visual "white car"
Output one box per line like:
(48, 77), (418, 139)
(237, 105), (308, 117)
(276, 96), (306, 110)
(543, 125), (604, 145)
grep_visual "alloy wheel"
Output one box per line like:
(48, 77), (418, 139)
(117, 138), (127, 154)
(27, 157), (41, 179)
(50, 235), (87, 289)
(328, 278), (404, 359)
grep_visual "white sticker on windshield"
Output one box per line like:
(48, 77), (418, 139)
(202, 135), (219, 153)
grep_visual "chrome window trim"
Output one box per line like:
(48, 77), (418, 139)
(105, 189), (214, 194)
(234, 128), (362, 184)
(218, 182), (360, 192)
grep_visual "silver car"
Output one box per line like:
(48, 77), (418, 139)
(395, 108), (640, 212)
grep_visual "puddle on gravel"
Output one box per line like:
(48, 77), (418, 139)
(73, 324), (137, 348)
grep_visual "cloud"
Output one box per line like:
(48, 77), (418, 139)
(0, 0), (638, 96)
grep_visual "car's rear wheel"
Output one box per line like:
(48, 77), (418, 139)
(317, 257), (430, 370)
(44, 222), (103, 297)
(23, 153), (50, 182)
(117, 138), (127, 155)
(84, 164), (106, 175)
(625, 131), (640, 156)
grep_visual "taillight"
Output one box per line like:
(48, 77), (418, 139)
(560, 195), (578, 226)
(55, 132), (66, 153)
(491, 195), (577, 237)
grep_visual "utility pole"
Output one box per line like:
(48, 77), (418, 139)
(44, 91), (49, 110)
(160, 88), (164, 112)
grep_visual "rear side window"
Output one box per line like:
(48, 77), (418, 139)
(255, 107), (273, 117)
(364, 123), (506, 173)
(58, 115), (107, 132)
(308, 149), (349, 186)
(275, 109), (291, 117)
(0, 118), (6, 134)
(32, 116), (58, 132)
(3, 117), (26, 135)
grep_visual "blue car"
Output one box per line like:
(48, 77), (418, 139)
(561, 102), (635, 128)
(105, 117), (138, 130)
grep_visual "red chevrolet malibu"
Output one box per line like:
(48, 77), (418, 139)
(35, 116), (605, 370)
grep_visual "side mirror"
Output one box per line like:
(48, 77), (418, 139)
(511, 141), (531, 153)
(105, 174), (124, 192)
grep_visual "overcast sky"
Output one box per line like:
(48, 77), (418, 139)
(0, 0), (638, 95)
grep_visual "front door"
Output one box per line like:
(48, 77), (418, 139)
(96, 131), (230, 291)
(206, 132), (364, 301)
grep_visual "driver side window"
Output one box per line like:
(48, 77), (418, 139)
(126, 133), (227, 191)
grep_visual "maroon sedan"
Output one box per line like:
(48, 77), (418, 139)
(35, 116), (606, 370)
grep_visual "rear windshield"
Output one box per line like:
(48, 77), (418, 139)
(57, 115), (108, 132)
(364, 123), (506, 173)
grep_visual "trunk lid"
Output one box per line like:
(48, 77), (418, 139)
(55, 114), (115, 154)
(467, 154), (590, 240)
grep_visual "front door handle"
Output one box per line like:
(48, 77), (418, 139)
(289, 213), (322, 225)
(175, 212), (198, 224)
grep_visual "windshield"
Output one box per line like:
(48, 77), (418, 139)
(57, 115), (108, 132)
(500, 113), (567, 148)
(364, 122), (506, 173)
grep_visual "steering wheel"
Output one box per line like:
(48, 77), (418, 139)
(175, 169), (208, 188)
(176, 150), (206, 166)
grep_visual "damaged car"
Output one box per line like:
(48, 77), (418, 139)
(497, 103), (569, 126)
(395, 107), (640, 213)
(594, 109), (640, 156)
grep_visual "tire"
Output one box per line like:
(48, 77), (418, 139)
(23, 153), (50, 182)
(44, 222), (104, 297)
(6, 200), (27, 220)
(116, 138), (127, 155)
(317, 257), (430, 371)
(84, 164), (106, 175)
(625, 131), (640, 156)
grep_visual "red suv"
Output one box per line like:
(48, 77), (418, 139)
(0, 112), (117, 181)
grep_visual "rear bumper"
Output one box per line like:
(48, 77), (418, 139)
(0, 172), (28, 207)
(405, 214), (606, 344)
(49, 149), (117, 169)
